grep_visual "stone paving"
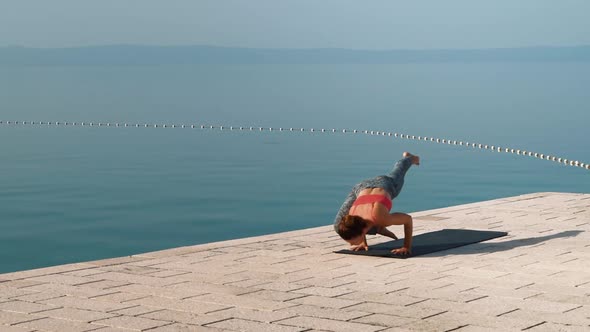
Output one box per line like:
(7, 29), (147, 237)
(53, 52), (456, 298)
(1, 192), (589, 332)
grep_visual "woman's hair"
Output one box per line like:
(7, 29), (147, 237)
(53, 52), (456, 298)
(337, 215), (369, 240)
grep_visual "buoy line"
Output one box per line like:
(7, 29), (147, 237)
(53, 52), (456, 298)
(1, 120), (588, 171)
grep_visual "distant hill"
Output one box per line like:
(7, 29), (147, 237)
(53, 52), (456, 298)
(1, 45), (589, 65)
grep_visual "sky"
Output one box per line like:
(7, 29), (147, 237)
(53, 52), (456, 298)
(1, 0), (589, 49)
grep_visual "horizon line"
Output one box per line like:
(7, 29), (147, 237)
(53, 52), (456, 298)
(2, 44), (590, 52)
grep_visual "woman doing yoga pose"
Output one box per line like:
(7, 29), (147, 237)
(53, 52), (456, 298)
(334, 152), (420, 255)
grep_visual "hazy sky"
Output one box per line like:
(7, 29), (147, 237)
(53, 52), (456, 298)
(1, 0), (589, 49)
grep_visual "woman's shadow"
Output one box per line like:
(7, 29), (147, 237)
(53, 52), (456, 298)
(423, 230), (584, 257)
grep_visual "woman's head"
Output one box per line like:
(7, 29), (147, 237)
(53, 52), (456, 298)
(337, 215), (371, 242)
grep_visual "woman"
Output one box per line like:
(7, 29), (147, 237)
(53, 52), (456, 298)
(334, 152), (420, 255)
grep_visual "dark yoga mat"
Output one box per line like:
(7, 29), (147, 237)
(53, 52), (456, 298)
(334, 228), (508, 259)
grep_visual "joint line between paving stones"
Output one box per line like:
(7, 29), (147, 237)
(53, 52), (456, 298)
(133, 308), (166, 318)
(405, 299), (430, 307)
(422, 310), (448, 320)
(432, 283), (454, 291)
(104, 304), (141, 314)
(10, 316), (53, 327)
(560, 258), (579, 264)
(141, 322), (176, 332)
(562, 305), (584, 314)
(521, 261), (540, 267)
(514, 283), (535, 290)
(465, 295), (489, 303)
(522, 321), (547, 330)
(458, 287), (479, 293)
(496, 308), (520, 317)
(386, 287), (410, 294)
(332, 291), (357, 299)
(345, 312), (375, 322)
(523, 293), (543, 300)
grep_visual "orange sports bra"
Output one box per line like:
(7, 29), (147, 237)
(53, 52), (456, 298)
(351, 194), (392, 211)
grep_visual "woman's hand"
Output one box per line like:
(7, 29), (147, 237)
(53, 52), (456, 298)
(352, 243), (369, 251)
(391, 247), (411, 256)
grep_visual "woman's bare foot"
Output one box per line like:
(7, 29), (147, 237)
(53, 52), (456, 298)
(403, 152), (420, 165)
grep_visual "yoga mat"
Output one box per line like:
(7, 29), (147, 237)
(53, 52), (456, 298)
(334, 228), (508, 258)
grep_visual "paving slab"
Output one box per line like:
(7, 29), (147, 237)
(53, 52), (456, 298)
(1, 192), (589, 331)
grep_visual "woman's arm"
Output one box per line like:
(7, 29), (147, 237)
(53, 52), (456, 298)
(376, 212), (413, 255)
(351, 234), (368, 251)
(376, 227), (398, 240)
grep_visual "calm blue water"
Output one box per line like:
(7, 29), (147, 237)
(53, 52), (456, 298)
(1, 63), (588, 273)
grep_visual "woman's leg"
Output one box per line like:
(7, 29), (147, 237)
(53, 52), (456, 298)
(388, 152), (419, 197)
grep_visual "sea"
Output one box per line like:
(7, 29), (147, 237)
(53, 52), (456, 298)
(0, 62), (588, 273)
